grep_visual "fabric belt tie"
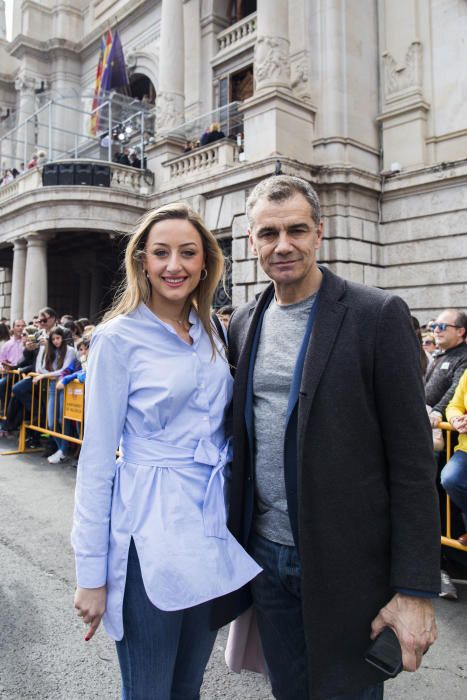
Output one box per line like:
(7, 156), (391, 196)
(120, 434), (230, 540)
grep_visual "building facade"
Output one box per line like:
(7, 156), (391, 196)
(0, 0), (466, 322)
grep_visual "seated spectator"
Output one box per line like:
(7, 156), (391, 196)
(116, 147), (131, 166)
(0, 326), (40, 438)
(57, 336), (89, 391)
(426, 309), (467, 427)
(32, 326), (77, 464)
(27, 153), (38, 169)
(216, 305), (235, 330)
(36, 150), (47, 166)
(36, 306), (59, 346)
(130, 151), (141, 169)
(63, 320), (82, 348)
(0, 319), (26, 370)
(441, 369), (467, 547)
(208, 122), (225, 143)
(183, 140), (194, 153)
(422, 331), (437, 356)
(0, 322), (10, 350)
(200, 122), (226, 147)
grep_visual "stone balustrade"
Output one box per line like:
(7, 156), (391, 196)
(110, 163), (153, 195)
(0, 168), (42, 203)
(0, 161), (153, 204)
(217, 12), (257, 53)
(166, 140), (240, 181)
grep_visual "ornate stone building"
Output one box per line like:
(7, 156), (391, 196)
(0, 0), (466, 322)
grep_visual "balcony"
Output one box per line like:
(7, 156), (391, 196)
(214, 12), (257, 63)
(165, 139), (241, 184)
(0, 160), (153, 206)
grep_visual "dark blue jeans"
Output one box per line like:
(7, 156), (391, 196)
(249, 533), (384, 700)
(441, 450), (467, 528)
(115, 540), (217, 700)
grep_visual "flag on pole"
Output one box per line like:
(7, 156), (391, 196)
(89, 29), (113, 135)
(100, 30), (129, 93)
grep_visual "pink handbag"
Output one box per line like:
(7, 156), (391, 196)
(224, 606), (268, 677)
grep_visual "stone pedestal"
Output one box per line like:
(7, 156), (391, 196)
(23, 234), (49, 322)
(147, 136), (186, 186)
(241, 89), (315, 163)
(10, 239), (27, 324)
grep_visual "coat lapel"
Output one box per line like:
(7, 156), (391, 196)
(297, 269), (347, 453)
(232, 284), (275, 447)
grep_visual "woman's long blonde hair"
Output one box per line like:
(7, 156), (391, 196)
(103, 203), (225, 355)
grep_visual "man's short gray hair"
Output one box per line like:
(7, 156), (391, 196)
(246, 175), (321, 228)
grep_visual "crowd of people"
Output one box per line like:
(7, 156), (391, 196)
(0, 150), (48, 187)
(0, 307), (94, 464)
(1, 174), (466, 698)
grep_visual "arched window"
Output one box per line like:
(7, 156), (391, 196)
(129, 74), (156, 104)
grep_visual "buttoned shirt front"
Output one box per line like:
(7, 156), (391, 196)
(71, 303), (260, 640)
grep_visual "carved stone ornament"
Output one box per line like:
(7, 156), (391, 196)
(382, 41), (422, 97)
(254, 36), (291, 88)
(155, 92), (184, 131)
(14, 74), (37, 93)
(291, 55), (309, 90)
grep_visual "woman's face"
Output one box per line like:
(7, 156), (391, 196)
(51, 333), (63, 349)
(143, 219), (205, 307)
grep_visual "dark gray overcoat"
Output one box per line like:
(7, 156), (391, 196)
(211, 266), (441, 699)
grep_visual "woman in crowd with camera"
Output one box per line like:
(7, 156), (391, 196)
(71, 203), (260, 700)
(33, 326), (77, 463)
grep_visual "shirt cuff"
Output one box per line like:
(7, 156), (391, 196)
(395, 587), (438, 598)
(75, 555), (107, 588)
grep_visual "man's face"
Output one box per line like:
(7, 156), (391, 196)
(39, 312), (56, 332)
(13, 320), (25, 338)
(431, 310), (465, 350)
(248, 193), (323, 294)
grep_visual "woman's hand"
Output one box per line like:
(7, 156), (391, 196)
(32, 375), (44, 384)
(74, 585), (107, 641)
(56, 380), (64, 391)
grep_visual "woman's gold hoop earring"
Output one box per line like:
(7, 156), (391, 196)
(200, 269), (208, 281)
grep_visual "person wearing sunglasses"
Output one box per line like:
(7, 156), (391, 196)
(424, 309), (467, 600)
(36, 307), (58, 346)
(421, 332), (436, 356)
(425, 309), (467, 431)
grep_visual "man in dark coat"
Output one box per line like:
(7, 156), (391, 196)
(212, 175), (440, 700)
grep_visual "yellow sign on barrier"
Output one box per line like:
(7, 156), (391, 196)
(63, 381), (85, 422)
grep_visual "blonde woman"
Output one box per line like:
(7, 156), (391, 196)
(72, 203), (261, 699)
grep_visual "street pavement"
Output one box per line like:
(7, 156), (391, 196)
(0, 443), (466, 699)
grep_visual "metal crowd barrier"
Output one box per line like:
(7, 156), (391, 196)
(0, 369), (22, 419)
(0, 371), (85, 455)
(439, 421), (467, 553)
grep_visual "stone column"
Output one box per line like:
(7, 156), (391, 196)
(254, 0), (291, 93)
(156, 0), (185, 132)
(240, 0), (315, 163)
(14, 75), (37, 165)
(23, 235), (49, 322)
(10, 239), (27, 324)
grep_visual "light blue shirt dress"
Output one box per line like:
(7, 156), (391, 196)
(71, 303), (261, 641)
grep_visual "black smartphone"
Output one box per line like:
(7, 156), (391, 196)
(365, 627), (402, 678)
